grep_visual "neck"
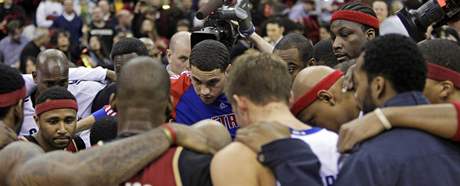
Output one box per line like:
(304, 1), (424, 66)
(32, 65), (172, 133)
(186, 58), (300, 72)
(376, 83), (398, 107)
(117, 107), (165, 135)
(94, 21), (105, 27)
(0, 120), (17, 149)
(448, 89), (460, 103)
(249, 102), (310, 130)
(35, 132), (58, 152)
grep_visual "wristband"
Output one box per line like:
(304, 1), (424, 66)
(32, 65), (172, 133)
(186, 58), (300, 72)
(239, 25), (255, 38)
(161, 124), (177, 144)
(375, 108), (392, 130)
(452, 101), (460, 141)
(92, 105), (116, 122)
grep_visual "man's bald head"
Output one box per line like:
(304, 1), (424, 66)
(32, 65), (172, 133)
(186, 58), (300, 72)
(292, 66), (336, 102)
(34, 49), (70, 93)
(169, 31), (191, 52)
(292, 66), (359, 132)
(167, 32), (192, 75)
(118, 57), (170, 131)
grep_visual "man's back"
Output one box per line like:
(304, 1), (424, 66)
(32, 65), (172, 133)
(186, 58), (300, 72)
(337, 128), (460, 186)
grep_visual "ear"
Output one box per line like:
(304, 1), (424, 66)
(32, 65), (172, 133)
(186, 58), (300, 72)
(438, 80), (455, 101)
(317, 90), (336, 106)
(371, 76), (385, 99)
(306, 58), (317, 67)
(225, 64), (232, 76)
(288, 91), (294, 106)
(166, 49), (173, 63)
(365, 28), (376, 40)
(233, 94), (248, 111)
(32, 71), (38, 84)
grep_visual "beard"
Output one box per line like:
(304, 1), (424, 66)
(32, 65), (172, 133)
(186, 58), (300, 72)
(361, 87), (377, 114)
(14, 109), (24, 135)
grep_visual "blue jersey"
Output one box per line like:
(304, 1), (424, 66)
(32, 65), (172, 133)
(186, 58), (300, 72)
(171, 72), (239, 138)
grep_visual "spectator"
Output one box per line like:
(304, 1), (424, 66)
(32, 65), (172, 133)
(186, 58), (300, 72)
(115, 9), (133, 33)
(98, 0), (116, 27)
(166, 31), (191, 77)
(176, 19), (190, 32)
(139, 37), (162, 61)
(50, 29), (78, 66)
(289, 0), (315, 23)
(89, 6), (116, 55)
(319, 23), (332, 41)
(20, 56), (37, 74)
(0, 20), (29, 67)
(20, 28), (49, 73)
(51, 0), (84, 45)
(140, 16), (160, 41)
(36, 0), (63, 28)
(372, 0), (389, 23)
(0, 0), (26, 39)
(264, 17), (285, 46)
(87, 35), (112, 69)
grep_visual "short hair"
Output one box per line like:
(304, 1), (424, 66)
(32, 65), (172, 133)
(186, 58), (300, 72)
(225, 52), (291, 105)
(0, 64), (25, 119)
(313, 39), (339, 67)
(36, 87), (76, 105)
(110, 38), (149, 59)
(266, 17), (285, 28)
(362, 34), (426, 93)
(338, 2), (379, 33)
(118, 57), (170, 113)
(418, 39), (460, 73)
(274, 33), (314, 66)
(190, 40), (230, 71)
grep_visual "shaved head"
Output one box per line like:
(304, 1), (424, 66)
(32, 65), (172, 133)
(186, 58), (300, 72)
(117, 57), (170, 133)
(169, 31), (191, 52)
(292, 66), (335, 102)
(292, 66), (359, 131)
(34, 49), (70, 94)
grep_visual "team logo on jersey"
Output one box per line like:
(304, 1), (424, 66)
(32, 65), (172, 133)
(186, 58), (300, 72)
(219, 102), (228, 109)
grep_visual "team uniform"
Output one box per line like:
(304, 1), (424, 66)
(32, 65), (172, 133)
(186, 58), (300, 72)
(290, 127), (340, 186)
(20, 67), (108, 148)
(125, 146), (213, 186)
(171, 72), (239, 138)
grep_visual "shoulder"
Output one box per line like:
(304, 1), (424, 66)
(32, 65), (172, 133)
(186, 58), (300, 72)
(211, 142), (257, 174)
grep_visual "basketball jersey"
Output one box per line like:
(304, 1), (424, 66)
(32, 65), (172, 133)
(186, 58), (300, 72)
(171, 72), (239, 138)
(20, 74), (106, 148)
(290, 127), (339, 186)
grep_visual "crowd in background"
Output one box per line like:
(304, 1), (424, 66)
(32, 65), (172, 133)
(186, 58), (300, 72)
(4, 0), (453, 73)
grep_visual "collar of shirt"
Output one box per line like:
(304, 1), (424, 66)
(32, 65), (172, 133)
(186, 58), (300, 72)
(383, 91), (429, 108)
(63, 12), (76, 21)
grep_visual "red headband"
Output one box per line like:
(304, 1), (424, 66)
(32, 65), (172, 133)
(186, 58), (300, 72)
(331, 10), (380, 29)
(291, 70), (344, 116)
(0, 86), (26, 107)
(35, 99), (78, 116)
(427, 63), (460, 89)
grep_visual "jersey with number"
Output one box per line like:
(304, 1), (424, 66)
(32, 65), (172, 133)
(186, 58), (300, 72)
(20, 76), (106, 148)
(171, 72), (239, 138)
(290, 127), (339, 186)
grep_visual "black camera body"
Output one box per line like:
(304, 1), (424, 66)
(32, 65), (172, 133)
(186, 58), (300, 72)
(191, 6), (241, 50)
(397, 0), (460, 41)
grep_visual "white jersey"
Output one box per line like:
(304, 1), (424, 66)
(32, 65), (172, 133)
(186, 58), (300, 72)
(290, 128), (339, 186)
(20, 67), (108, 147)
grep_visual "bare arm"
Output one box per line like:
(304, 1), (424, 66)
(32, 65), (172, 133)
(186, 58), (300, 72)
(248, 33), (274, 54)
(10, 128), (171, 186)
(338, 104), (459, 152)
(76, 115), (96, 133)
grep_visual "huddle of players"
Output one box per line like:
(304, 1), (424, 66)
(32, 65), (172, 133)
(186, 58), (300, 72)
(1, 1), (460, 186)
